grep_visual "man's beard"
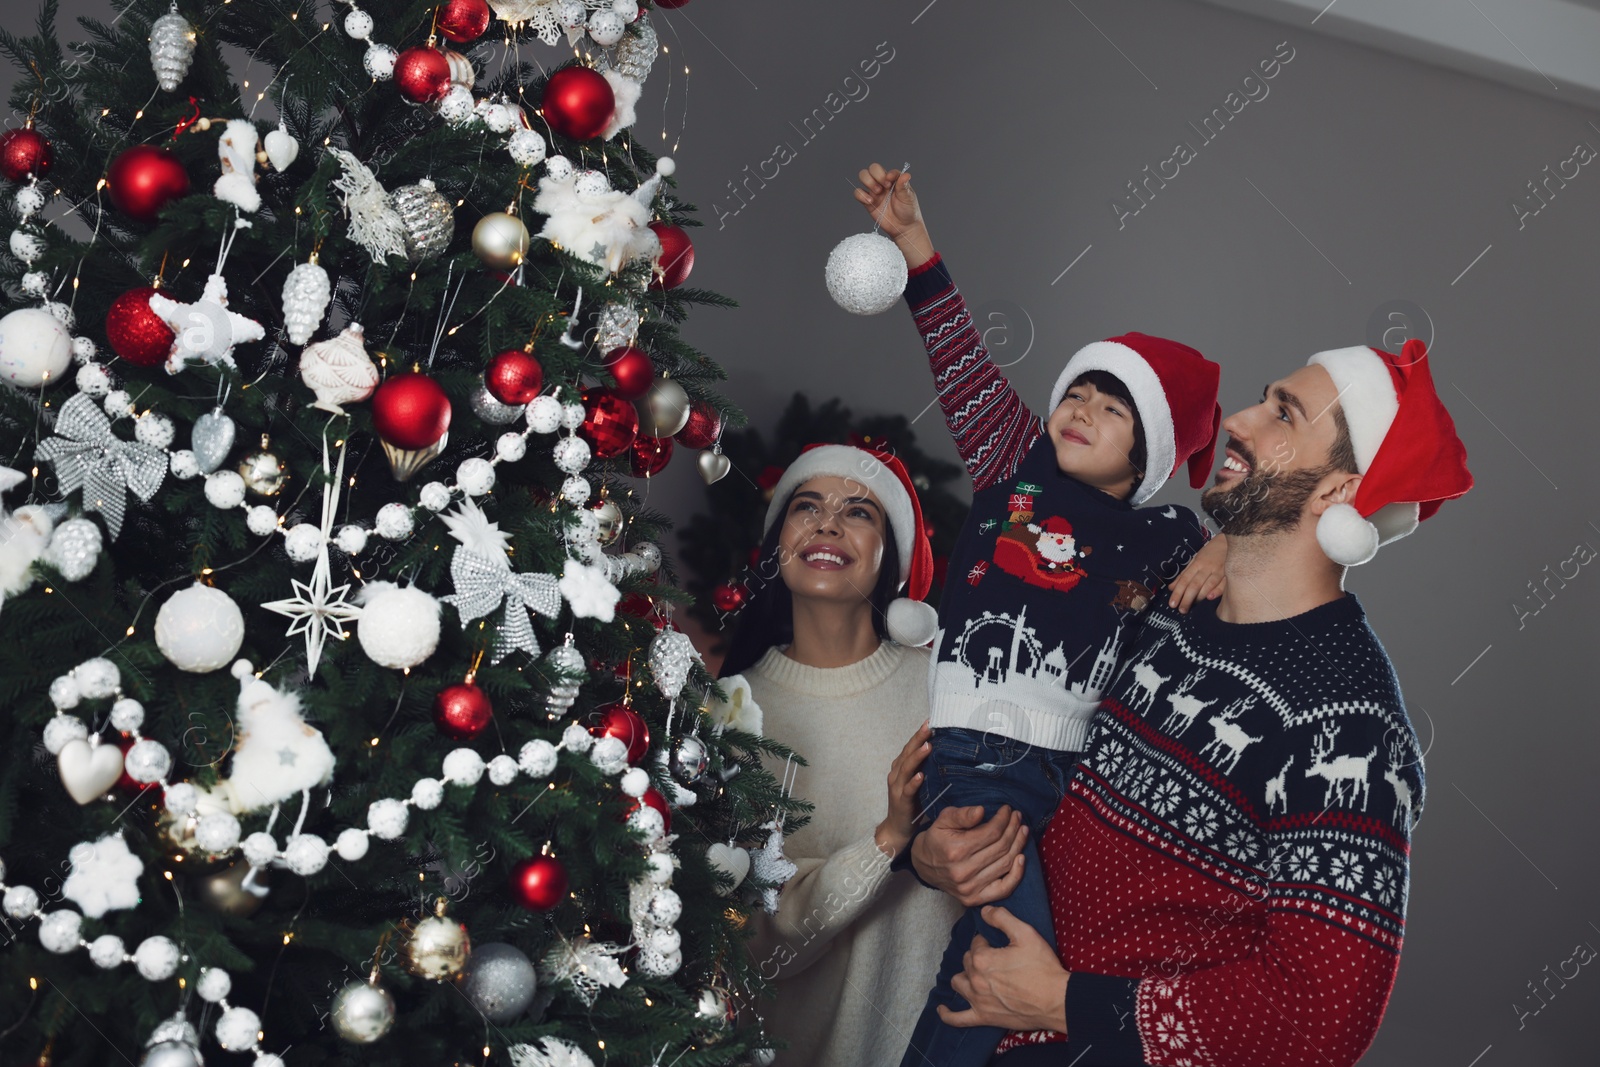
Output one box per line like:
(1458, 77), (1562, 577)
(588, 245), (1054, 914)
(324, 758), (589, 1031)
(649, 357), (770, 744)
(1202, 441), (1337, 537)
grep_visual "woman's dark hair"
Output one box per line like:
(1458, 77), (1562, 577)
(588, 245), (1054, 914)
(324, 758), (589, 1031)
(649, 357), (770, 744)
(1068, 370), (1147, 481)
(719, 487), (902, 678)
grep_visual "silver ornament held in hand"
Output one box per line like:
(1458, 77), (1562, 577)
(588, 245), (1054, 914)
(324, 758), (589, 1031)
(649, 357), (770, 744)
(391, 179), (455, 263)
(149, 9), (197, 93)
(460, 941), (538, 1022)
(330, 975), (396, 1044)
(635, 376), (690, 437)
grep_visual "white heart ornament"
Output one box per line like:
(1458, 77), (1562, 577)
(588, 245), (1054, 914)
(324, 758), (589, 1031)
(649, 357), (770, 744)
(58, 738), (125, 805)
(263, 127), (300, 172)
(706, 843), (750, 896)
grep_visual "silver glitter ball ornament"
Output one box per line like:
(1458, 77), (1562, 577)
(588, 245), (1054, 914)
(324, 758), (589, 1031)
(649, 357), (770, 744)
(460, 941), (537, 1022)
(471, 383), (523, 424)
(149, 10), (197, 93)
(330, 978), (396, 1044)
(391, 179), (455, 263)
(594, 301), (640, 351)
(825, 232), (908, 315)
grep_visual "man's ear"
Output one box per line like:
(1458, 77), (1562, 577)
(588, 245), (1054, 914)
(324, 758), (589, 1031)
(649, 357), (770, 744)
(1308, 470), (1362, 517)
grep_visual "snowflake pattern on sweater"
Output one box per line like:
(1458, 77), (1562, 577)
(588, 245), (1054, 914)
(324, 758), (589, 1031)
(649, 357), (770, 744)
(996, 594), (1423, 1067)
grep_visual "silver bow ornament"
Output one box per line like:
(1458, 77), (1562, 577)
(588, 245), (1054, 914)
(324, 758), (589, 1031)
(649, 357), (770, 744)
(34, 393), (166, 538)
(445, 549), (561, 663)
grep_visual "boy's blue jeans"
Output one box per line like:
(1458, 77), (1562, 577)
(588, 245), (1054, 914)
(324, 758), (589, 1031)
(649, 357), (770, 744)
(898, 727), (1081, 1067)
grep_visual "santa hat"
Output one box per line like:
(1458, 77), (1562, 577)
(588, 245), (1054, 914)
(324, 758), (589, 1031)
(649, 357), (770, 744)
(762, 444), (938, 647)
(1048, 332), (1222, 505)
(1037, 516), (1073, 536)
(1306, 338), (1473, 566)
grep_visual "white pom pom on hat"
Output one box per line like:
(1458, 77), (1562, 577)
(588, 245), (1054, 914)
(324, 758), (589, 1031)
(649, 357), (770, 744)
(1306, 338), (1472, 566)
(763, 444), (938, 646)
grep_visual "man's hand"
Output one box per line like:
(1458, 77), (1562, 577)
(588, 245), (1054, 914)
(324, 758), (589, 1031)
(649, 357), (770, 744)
(938, 906), (1071, 1034)
(1168, 533), (1226, 613)
(910, 804), (1027, 906)
(853, 163), (934, 269)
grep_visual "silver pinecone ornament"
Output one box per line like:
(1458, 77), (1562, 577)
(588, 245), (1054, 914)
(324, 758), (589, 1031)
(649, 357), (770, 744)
(604, 14), (659, 83)
(149, 7), (197, 93)
(390, 179), (454, 264)
(281, 258), (332, 345)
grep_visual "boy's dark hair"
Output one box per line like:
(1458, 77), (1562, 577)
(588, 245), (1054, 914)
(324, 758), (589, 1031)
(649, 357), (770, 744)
(719, 488), (903, 678)
(1067, 370), (1147, 482)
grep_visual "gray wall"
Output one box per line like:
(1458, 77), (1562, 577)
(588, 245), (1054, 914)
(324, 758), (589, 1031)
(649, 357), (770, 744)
(10, 1), (1596, 1062)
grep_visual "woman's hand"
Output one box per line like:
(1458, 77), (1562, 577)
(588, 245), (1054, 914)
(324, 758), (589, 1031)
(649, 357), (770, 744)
(937, 906), (1071, 1034)
(875, 720), (931, 859)
(853, 163), (934, 269)
(910, 805), (1028, 906)
(1168, 533), (1227, 613)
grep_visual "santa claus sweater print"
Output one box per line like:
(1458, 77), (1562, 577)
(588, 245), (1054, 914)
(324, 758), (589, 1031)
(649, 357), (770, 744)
(995, 594), (1424, 1066)
(906, 254), (1205, 752)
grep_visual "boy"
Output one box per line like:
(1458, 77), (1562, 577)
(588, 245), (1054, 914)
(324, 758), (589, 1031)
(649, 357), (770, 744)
(853, 163), (1225, 1067)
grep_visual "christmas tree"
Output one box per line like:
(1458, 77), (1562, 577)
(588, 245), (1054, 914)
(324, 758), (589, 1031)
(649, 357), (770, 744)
(679, 392), (968, 658)
(0, 1), (805, 1064)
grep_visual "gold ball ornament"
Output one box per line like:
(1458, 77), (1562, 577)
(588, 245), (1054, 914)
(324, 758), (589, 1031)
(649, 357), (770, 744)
(404, 898), (471, 980)
(237, 436), (288, 496)
(634, 375), (691, 437)
(472, 211), (529, 269)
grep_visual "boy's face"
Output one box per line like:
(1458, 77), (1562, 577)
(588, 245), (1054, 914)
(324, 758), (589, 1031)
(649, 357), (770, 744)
(1045, 380), (1141, 498)
(776, 475), (888, 606)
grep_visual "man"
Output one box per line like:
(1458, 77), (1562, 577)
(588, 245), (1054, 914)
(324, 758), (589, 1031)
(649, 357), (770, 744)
(908, 339), (1472, 1066)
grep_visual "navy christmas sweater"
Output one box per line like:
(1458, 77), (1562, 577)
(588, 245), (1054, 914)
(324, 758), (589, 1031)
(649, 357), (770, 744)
(905, 254), (1206, 752)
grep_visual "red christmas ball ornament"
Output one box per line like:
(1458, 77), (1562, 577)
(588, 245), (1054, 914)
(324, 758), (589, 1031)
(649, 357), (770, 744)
(485, 349), (544, 405)
(578, 386), (639, 459)
(509, 854), (569, 911)
(629, 434), (673, 478)
(647, 222), (694, 290)
(601, 346), (653, 400)
(540, 66), (615, 141)
(675, 400), (722, 449)
(394, 46), (453, 104)
(372, 372), (452, 449)
(588, 701), (650, 764)
(0, 126), (53, 182)
(436, 0), (491, 42)
(624, 787), (671, 833)
(711, 582), (749, 614)
(433, 680), (494, 740)
(105, 287), (177, 367)
(106, 145), (190, 222)
(618, 590), (656, 619)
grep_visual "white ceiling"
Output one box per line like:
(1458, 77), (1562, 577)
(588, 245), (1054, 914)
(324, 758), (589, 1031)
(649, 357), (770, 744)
(1194, 0), (1600, 111)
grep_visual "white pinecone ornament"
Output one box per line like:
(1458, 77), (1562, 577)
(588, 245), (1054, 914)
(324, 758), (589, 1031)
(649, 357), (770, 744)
(149, 8), (197, 93)
(281, 259), (332, 345)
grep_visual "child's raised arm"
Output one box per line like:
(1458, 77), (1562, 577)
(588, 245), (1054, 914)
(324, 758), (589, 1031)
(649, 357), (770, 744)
(852, 163), (1042, 492)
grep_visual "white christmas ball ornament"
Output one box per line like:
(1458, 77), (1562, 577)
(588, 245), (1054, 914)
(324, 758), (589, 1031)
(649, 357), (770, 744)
(438, 85), (476, 126)
(411, 777), (444, 809)
(483, 102), (518, 134)
(48, 676), (80, 709)
(588, 10), (626, 46)
(646, 850), (674, 884)
(109, 697), (144, 730)
(284, 833), (331, 875)
(419, 481), (452, 511)
(620, 767), (650, 797)
(456, 457), (496, 496)
(8, 230), (43, 264)
(552, 435), (590, 474)
(77, 658), (119, 698)
(75, 363), (112, 396)
(284, 522), (323, 561)
(508, 128), (546, 167)
(155, 584), (245, 673)
(518, 739), (558, 777)
(613, 0), (640, 19)
(71, 336), (97, 363)
(216, 1006), (262, 1052)
(573, 168), (610, 196)
(364, 43), (397, 80)
(590, 735), (628, 774)
(89, 933), (126, 969)
(0, 307), (73, 387)
(5, 885), (41, 918)
(442, 747), (485, 786)
(526, 394), (562, 433)
(357, 583), (441, 669)
(496, 432), (527, 462)
(335, 524), (368, 555)
(124, 739), (172, 783)
(553, 1), (586, 29)
(44, 301), (75, 329)
(164, 782), (199, 815)
(197, 967), (233, 1003)
(560, 401), (587, 431)
(43, 714), (87, 754)
(39, 910), (82, 953)
(134, 412), (175, 449)
(825, 232), (909, 316)
(343, 8), (374, 39)
(367, 797), (409, 840)
(487, 753), (519, 785)
(169, 450), (201, 480)
(375, 502), (415, 539)
(103, 388), (133, 417)
(194, 812), (242, 853)
(646, 886), (682, 926)
(242, 832), (279, 867)
(134, 935), (181, 980)
(648, 926), (681, 955)
(560, 474), (590, 505)
(655, 155), (676, 177)
(629, 803), (665, 839)
(20, 270), (47, 296)
(246, 505), (279, 536)
(544, 155), (574, 182)
(336, 827), (370, 861)
(204, 470), (247, 509)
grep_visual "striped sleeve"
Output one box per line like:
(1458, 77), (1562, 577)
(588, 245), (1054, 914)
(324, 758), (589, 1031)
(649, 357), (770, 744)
(904, 253), (1043, 491)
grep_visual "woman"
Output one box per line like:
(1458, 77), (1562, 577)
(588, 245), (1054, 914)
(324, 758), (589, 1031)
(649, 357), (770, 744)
(723, 443), (962, 1067)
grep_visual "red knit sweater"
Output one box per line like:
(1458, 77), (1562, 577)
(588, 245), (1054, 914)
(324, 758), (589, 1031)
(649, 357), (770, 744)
(995, 594), (1421, 1066)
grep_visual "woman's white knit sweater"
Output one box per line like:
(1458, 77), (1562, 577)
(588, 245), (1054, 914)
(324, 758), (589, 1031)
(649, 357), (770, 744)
(744, 641), (962, 1067)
